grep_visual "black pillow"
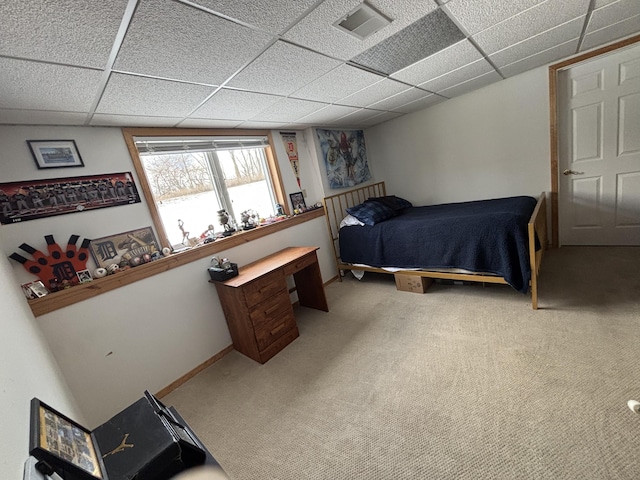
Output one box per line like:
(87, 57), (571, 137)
(366, 195), (413, 211)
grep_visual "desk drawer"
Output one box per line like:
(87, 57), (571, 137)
(244, 270), (285, 307)
(283, 252), (316, 276)
(254, 310), (296, 351)
(249, 291), (291, 328)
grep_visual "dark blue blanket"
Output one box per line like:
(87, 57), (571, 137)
(339, 196), (537, 293)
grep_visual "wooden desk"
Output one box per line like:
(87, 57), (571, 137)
(212, 247), (328, 363)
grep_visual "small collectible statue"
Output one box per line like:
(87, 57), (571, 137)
(178, 219), (189, 245)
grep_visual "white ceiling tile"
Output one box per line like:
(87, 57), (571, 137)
(90, 114), (182, 127)
(445, 0), (545, 35)
(177, 118), (244, 128)
(500, 40), (578, 77)
(113, 0), (274, 84)
(394, 94), (446, 113)
(418, 59), (494, 92)
(351, 9), (465, 75)
(227, 41), (341, 96)
(283, 0), (439, 60)
(297, 105), (362, 124)
(188, 0), (318, 33)
(336, 79), (411, 108)
(588, 0), (640, 32)
(193, 89), (283, 120)
(367, 87), (432, 111)
(0, 0), (129, 68)
(581, 15), (640, 51)
(290, 65), (384, 103)
(0, 109), (87, 126)
(333, 108), (386, 126)
(391, 40), (483, 85)
(362, 110), (404, 126)
(96, 73), (214, 117)
(490, 17), (583, 68)
(249, 97), (327, 122)
(437, 71), (502, 98)
(0, 58), (102, 111)
(472, 0), (589, 55)
(593, 0), (621, 6)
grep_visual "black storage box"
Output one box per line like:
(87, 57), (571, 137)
(208, 263), (238, 282)
(92, 392), (205, 480)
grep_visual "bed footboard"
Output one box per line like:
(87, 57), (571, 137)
(528, 192), (548, 309)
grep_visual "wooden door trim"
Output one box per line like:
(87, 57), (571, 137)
(548, 34), (640, 247)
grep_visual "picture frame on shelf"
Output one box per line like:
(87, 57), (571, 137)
(21, 280), (49, 299)
(76, 269), (93, 283)
(289, 191), (306, 213)
(89, 226), (160, 269)
(29, 398), (107, 480)
(27, 140), (84, 169)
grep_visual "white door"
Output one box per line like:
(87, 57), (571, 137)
(558, 43), (640, 246)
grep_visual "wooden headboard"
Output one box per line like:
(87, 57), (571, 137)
(323, 181), (386, 270)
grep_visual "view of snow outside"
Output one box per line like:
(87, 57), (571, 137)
(158, 181), (276, 247)
(142, 147), (277, 246)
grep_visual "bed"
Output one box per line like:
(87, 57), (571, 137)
(323, 182), (547, 309)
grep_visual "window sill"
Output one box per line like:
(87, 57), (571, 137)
(27, 208), (325, 317)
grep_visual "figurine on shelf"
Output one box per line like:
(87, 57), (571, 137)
(240, 210), (259, 230)
(178, 219), (190, 245)
(217, 209), (235, 237)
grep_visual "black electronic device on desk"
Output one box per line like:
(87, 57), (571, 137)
(92, 391), (206, 480)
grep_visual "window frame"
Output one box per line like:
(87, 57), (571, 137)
(122, 127), (290, 249)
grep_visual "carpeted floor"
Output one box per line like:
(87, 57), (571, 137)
(165, 247), (640, 479)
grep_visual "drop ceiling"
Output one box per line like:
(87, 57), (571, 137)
(0, 0), (639, 130)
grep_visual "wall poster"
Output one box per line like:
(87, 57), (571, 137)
(0, 172), (140, 225)
(316, 129), (371, 189)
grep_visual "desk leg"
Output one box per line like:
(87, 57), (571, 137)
(293, 260), (329, 312)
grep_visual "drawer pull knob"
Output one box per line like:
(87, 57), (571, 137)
(270, 323), (286, 335)
(265, 304), (281, 315)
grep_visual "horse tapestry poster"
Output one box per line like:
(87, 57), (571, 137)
(316, 129), (371, 188)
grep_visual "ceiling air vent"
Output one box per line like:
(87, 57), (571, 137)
(333, 2), (392, 40)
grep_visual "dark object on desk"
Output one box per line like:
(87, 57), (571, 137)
(208, 263), (238, 282)
(92, 391), (206, 480)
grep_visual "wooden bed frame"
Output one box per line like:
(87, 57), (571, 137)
(323, 182), (548, 309)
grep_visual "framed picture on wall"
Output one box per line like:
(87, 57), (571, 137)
(27, 140), (85, 169)
(29, 398), (108, 480)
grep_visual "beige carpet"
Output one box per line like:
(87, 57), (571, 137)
(165, 247), (640, 479)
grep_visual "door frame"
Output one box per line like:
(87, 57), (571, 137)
(548, 34), (640, 247)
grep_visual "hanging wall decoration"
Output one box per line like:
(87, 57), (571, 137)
(0, 172), (140, 225)
(280, 131), (301, 188)
(10, 234), (92, 288)
(316, 129), (371, 189)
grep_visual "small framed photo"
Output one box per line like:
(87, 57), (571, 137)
(289, 191), (306, 213)
(21, 280), (49, 299)
(76, 269), (93, 283)
(30, 398), (107, 480)
(27, 140), (85, 169)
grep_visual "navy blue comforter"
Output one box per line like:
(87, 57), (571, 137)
(339, 196), (537, 293)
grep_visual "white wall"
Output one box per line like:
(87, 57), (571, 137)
(0, 125), (335, 427)
(365, 67), (551, 205)
(0, 244), (83, 480)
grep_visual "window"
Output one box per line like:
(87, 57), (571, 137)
(123, 129), (287, 249)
